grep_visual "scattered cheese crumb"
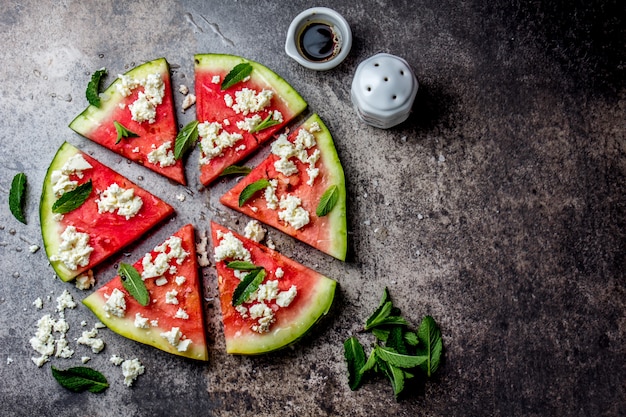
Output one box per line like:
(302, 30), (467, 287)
(178, 84), (189, 95)
(33, 297), (43, 310)
(29, 245), (40, 253)
(181, 94), (196, 112)
(109, 354), (124, 366)
(121, 358), (145, 387)
(75, 270), (95, 290)
(244, 220), (266, 243)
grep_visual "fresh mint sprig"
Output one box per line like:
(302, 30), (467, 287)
(118, 263), (150, 306)
(86, 68), (106, 107)
(114, 121), (139, 144)
(221, 62), (253, 90)
(9, 172), (27, 224)
(51, 366), (109, 393)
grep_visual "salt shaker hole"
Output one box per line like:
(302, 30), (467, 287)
(384, 77), (389, 82)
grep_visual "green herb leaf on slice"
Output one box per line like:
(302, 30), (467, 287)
(226, 261), (261, 271)
(118, 262), (150, 306)
(416, 315), (443, 377)
(52, 180), (92, 214)
(344, 337), (366, 391)
(221, 62), (253, 90)
(238, 178), (270, 207)
(86, 68), (107, 107)
(174, 120), (199, 159)
(232, 268), (266, 306)
(220, 165), (252, 177)
(316, 184), (339, 217)
(250, 112), (281, 133)
(9, 172), (27, 224)
(114, 121), (139, 144)
(51, 366), (109, 393)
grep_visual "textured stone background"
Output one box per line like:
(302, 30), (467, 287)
(0, 0), (624, 416)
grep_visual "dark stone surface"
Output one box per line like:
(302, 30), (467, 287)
(0, 0), (623, 416)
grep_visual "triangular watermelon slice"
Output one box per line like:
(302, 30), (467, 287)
(194, 53), (307, 185)
(220, 114), (347, 261)
(83, 224), (208, 361)
(211, 222), (336, 354)
(69, 58), (185, 184)
(40, 142), (174, 282)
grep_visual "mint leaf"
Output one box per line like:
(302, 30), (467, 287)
(344, 337), (366, 390)
(9, 173), (27, 224)
(250, 112), (281, 133)
(375, 346), (427, 369)
(360, 349), (378, 374)
(232, 268), (266, 306)
(226, 261), (261, 271)
(221, 62), (253, 90)
(238, 178), (270, 207)
(220, 165), (252, 177)
(86, 68), (106, 107)
(52, 180), (92, 214)
(114, 121), (139, 144)
(51, 366), (109, 393)
(316, 185), (339, 217)
(371, 328), (390, 343)
(404, 331), (419, 346)
(365, 287), (391, 328)
(174, 120), (199, 159)
(416, 315), (443, 377)
(118, 263), (150, 306)
(386, 326), (408, 354)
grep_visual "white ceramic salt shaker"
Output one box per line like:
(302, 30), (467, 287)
(351, 53), (419, 129)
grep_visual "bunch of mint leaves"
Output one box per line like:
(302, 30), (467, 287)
(344, 288), (443, 400)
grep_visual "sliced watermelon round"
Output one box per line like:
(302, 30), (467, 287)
(211, 221), (336, 355)
(40, 142), (174, 282)
(219, 114), (347, 261)
(194, 53), (307, 185)
(83, 224), (208, 361)
(69, 58), (185, 184)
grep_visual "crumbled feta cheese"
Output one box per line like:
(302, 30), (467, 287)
(50, 226), (94, 271)
(110, 354), (124, 366)
(244, 220), (266, 242)
(118, 73), (165, 124)
(141, 252), (170, 279)
(278, 194), (310, 230)
(94, 321), (106, 329)
(256, 280), (279, 302)
(249, 302), (275, 333)
(160, 327), (191, 351)
(198, 121), (243, 164)
(150, 319), (159, 327)
(174, 308), (189, 320)
(96, 183), (143, 219)
(75, 270), (95, 290)
(270, 128), (319, 183)
(81, 356), (91, 364)
(134, 313), (150, 329)
(225, 88), (273, 115)
(33, 297), (43, 309)
(7, 357), (13, 365)
(121, 358), (145, 387)
(165, 289), (179, 305)
(147, 141), (176, 167)
(132, 146), (140, 153)
(235, 305), (249, 318)
(236, 114), (262, 132)
(276, 285), (298, 307)
(176, 193), (186, 202)
(308, 121), (321, 132)
(175, 276), (187, 286)
(55, 336), (74, 358)
(213, 231), (251, 264)
(104, 288), (126, 318)
(50, 154), (93, 197)
(155, 277), (168, 286)
(264, 179), (279, 210)
(77, 327), (105, 353)
(275, 267), (284, 278)
(29, 245), (40, 253)
(29, 314), (56, 367)
(178, 84), (189, 95)
(56, 289), (77, 314)
(224, 94), (233, 108)
(211, 75), (221, 84)
(181, 94), (196, 112)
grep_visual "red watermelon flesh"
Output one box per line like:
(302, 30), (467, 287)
(219, 114), (347, 261)
(40, 142), (174, 282)
(83, 224), (208, 361)
(194, 54), (307, 185)
(69, 58), (185, 184)
(211, 221), (336, 355)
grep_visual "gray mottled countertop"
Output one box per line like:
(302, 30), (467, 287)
(0, 1), (624, 416)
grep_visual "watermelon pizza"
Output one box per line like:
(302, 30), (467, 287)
(40, 142), (174, 282)
(83, 224), (208, 361)
(194, 53), (307, 185)
(211, 221), (336, 354)
(69, 58), (185, 184)
(219, 114), (347, 261)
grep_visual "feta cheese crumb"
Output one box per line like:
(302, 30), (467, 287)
(198, 121), (243, 164)
(174, 308), (189, 320)
(134, 313), (150, 329)
(104, 288), (126, 318)
(211, 75), (221, 84)
(29, 245), (40, 253)
(110, 354), (124, 366)
(244, 220), (266, 243)
(29, 314), (56, 367)
(33, 297), (43, 310)
(275, 267), (284, 278)
(81, 356), (91, 364)
(276, 285), (298, 307)
(213, 231), (251, 264)
(147, 141), (176, 167)
(155, 277), (168, 286)
(77, 327), (105, 353)
(176, 193), (186, 202)
(75, 270), (95, 290)
(56, 289), (77, 314)
(119, 73), (165, 124)
(165, 289), (179, 305)
(225, 88), (273, 115)
(96, 183), (143, 219)
(278, 194), (310, 230)
(175, 276), (186, 286)
(264, 179), (279, 210)
(50, 154), (93, 197)
(178, 84), (189, 95)
(49, 226), (94, 271)
(160, 327), (191, 351)
(181, 94), (196, 112)
(6, 357), (13, 365)
(121, 358), (145, 387)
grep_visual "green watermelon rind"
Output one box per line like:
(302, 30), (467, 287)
(40, 142), (81, 282)
(68, 58), (170, 137)
(82, 292), (209, 361)
(194, 53), (307, 119)
(226, 273), (337, 355)
(303, 114), (348, 261)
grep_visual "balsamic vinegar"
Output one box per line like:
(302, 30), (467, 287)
(298, 23), (338, 62)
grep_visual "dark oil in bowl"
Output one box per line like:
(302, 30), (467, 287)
(298, 23), (338, 62)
